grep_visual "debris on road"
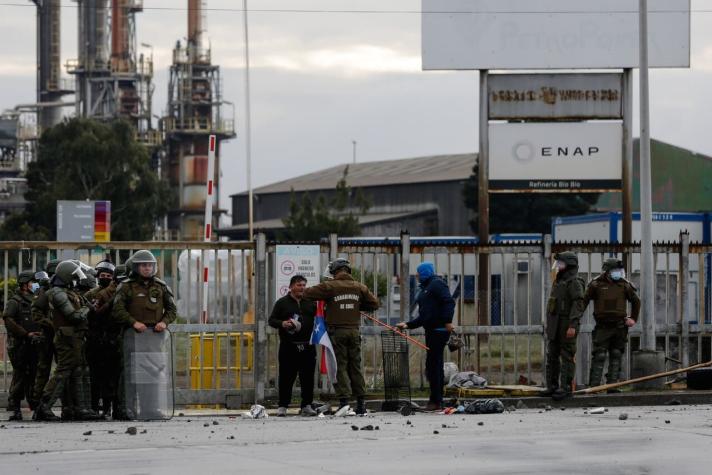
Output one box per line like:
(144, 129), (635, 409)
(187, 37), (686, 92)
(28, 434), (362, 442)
(619, 413), (629, 420)
(126, 427), (137, 435)
(588, 407), (606, 415)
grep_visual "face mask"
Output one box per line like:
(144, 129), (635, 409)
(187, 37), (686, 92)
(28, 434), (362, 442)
(98, 278), (112, 288)
(610, 269), (625, 281)
(30, 282), (40, 294)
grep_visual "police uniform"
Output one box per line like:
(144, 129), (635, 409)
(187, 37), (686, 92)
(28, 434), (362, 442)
(3, 278), (40, 418)
(111, 261), (176, 420)
(304, 270), (379, 411)
(30, 286), (55, 406)
(85, 281), (121, 415)
(545, 252), (586, 397)
(584, 262), (641, 387)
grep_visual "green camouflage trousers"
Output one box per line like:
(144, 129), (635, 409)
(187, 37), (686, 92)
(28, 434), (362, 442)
(329, 328), (366, 400)
(545, 318), (577, 392)
(589, 322), (628, 387)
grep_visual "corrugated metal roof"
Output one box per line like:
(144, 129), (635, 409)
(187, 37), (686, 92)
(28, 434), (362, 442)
(234, 153), (477, 196)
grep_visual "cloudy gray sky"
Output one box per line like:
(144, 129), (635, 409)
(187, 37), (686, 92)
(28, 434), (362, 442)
(1, 0), (711, 225)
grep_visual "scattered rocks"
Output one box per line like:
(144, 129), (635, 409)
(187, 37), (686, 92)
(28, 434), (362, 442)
(375, 426), (380, 430)
(212, 420), (219, 425)
(560, 407), (566, 411)
(178, 412), (185, 417)
(666, 399), (682, 406)
(140, 430), (147, 434)
(545, 405), (553, 412)
(619, 413), (628, 421)
(406, 420), (412, 425)
(351, 425), (359, 431)
(203, 423), (210, 427)
(227, 436), (235, 440)
(665, 420), (671, 424)
(399, 405), (414, 416)
(477, 422), (484, 426)
(433, 430), (439, 435)
(108, 430), (115, 434)
(125, 427), (137, 435)
(82, 431), (92, 436)
(360, 425), (374, 431)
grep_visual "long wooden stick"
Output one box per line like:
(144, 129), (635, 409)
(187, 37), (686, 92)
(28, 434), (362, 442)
(574, 360), (712, 395)
(361, 312), (430, 351)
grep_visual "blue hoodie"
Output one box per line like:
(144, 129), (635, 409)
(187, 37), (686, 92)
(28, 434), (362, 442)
(406, 263), (455, 331)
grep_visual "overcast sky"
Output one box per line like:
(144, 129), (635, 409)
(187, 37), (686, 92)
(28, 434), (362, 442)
(1, 0), (711, 225)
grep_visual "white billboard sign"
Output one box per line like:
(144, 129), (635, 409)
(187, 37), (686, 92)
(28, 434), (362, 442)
(489, 122), (623, 191)
(422, 0), (691, 70)
(275, 245), (321, 298)
(488, 73), (623, 120)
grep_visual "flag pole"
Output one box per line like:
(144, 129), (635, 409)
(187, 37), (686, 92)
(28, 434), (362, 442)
(361, 312), (430, 351)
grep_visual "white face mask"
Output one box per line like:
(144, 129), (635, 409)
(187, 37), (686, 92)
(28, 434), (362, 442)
(610, 269), (625, 281)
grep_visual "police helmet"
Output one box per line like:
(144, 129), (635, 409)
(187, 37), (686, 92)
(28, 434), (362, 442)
(554, 251), (578, 267)
(130, 250), (157, 277)
(327, 258), (351, 276)
(95, 260), (116, 276)
(45, 259), (61, 276)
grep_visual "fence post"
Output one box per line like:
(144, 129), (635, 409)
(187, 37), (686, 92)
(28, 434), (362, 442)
(679, 231), (690, 367)
(400, 232), (410, 323)
(329, 233), (338, 261)
(254, 233), (267, 403)
(543, 234), (553, 384)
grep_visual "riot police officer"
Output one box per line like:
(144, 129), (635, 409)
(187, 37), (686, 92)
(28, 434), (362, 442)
(585, 258), (641, 390)
(544, 251), (586, 400)
(3, 271), (41, 420)
(304, 258), (379, 414)
(112, 250), (177, 420)
(33, 260), (100, 421)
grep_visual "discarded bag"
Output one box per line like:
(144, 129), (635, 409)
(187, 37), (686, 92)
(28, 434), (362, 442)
(447, 371), (487, 389)
(464, 399), (504, 414)
(242, 404), (269, 419)
(447, 331), (465, 352)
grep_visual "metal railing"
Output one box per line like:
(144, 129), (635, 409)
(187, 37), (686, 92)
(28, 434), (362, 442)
(1, 235), (710, 406)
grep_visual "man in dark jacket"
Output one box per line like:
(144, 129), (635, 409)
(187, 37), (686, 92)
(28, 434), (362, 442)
(304, 258), (379, 414)
(269, 275), (317, 416)
(397, 262), (455, 411)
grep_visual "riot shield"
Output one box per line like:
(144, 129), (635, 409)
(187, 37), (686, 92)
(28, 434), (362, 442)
(122, 329), (174, 420)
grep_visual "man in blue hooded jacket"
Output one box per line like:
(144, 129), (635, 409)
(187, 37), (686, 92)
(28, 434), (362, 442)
(397, 262), (455, 410)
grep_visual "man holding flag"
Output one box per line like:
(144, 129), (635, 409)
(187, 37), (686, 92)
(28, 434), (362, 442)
(305, 258), (379, 415)
(268, 275), (317, 417)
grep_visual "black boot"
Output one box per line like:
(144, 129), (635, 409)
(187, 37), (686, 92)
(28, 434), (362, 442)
(8, 409), (22, 421)
(338, 398), (349, 409)
(33, 405), (60, 422)
(71, 368), (102, 421)
(355, 397), (367, 415)
(540, 386), (558, 397)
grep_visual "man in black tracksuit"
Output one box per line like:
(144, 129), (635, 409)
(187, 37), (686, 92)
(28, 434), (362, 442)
(397, 262), (455, 410)
(269, 275), (317, 416)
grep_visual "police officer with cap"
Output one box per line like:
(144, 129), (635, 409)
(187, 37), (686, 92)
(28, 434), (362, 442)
(584, 258), (640, 390)
(304, 258), (379, 414)
(3, 271), (41, 420)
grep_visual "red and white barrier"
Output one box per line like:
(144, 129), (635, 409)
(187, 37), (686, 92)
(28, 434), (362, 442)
(201, 134), (217, 324)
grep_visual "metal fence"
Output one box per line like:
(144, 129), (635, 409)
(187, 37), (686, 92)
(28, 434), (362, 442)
(1, 235), (711, 406)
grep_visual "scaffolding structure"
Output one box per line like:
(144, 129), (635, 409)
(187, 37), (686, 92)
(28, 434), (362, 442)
(162, 0), (235, 240)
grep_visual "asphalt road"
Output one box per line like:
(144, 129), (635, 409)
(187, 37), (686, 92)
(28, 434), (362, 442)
(1, 405), (711, 474)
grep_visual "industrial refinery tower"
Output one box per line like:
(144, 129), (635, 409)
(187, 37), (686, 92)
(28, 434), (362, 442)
(163, 0), (235, 240)
(67, 0), (156, 144)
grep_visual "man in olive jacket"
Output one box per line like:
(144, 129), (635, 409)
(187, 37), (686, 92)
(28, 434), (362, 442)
(304, 258), (379, 414)
(584, 258), (640, 389)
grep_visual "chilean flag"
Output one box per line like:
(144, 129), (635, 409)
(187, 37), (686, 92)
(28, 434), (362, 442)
(310, 301), (337, 384)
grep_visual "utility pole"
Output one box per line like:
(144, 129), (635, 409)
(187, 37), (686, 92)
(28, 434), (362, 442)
(243, 0), (254, 240)
(633, 0), (664, 386)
